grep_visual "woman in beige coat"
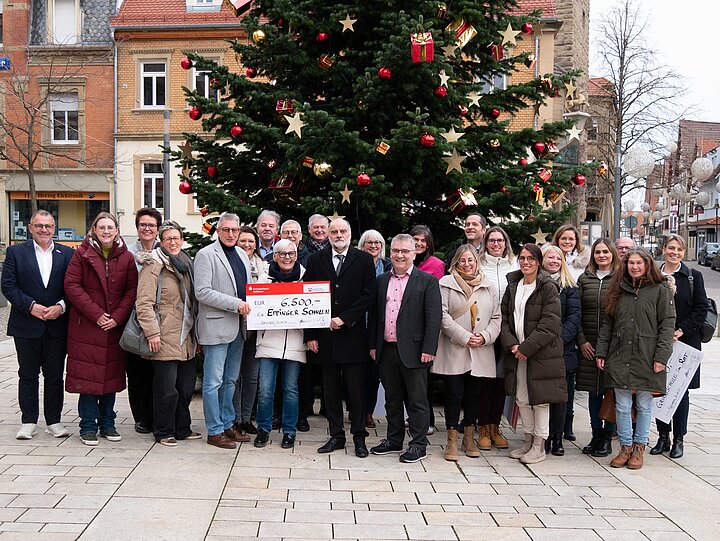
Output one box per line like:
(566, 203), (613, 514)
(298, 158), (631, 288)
(135, 221), (199, 447)
(432, 245), (501, 461)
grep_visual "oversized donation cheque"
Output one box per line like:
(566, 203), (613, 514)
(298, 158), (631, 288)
(652, 341), (703, 424)
(246, 281), (331, 330)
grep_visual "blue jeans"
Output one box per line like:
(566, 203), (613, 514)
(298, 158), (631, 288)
(78, 393), (116, 434)
(256, 358), (300, 435)
(589, 391), (616, 432)
(615, 389), (654, 446)
(202, 332), (244, 436)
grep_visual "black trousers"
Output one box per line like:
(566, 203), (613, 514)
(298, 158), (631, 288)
(321, 362), (368, 440)
(365, 357), (380, 416)
(656, 389), (690, 438)
(549, 402), (567, 436)
(443, 372), (481, 429)
(152, 360), (195, 440)
(378, 342), (429, 450)
(299, 357), (324, 418)
(127, 352), (154, 426)
(565, 371), (576, 418)
(15, 331), (66, 425)
(477, 376), (506, 426)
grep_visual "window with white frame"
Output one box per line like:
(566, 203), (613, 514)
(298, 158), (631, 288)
(194, 68), (219, 101)
(53, 0), (77, 44)
(141, 62), (166, 108)
(50, 93), (79, 144)
(480, 74), (506, 93)
(142, 163), (164, 209)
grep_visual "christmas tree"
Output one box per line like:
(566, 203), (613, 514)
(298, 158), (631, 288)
(173, 0), (588, 249)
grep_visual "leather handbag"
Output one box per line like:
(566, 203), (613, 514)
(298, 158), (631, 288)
(120, 272), (163, 357)
(599, 388), (637, 423)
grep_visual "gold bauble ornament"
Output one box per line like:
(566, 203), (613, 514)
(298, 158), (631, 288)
(252, 30), (267, 44)
(313, 162), (333, 178)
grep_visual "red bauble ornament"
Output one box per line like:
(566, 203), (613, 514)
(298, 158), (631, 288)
(573, 173), (586, 186)
(531, 141), (546, 157)
(316, 32), (330, 43)
(434, 85), (447, 98)
(209, 77), (221, 89)
(420, 134), (435, 147)
(501, 187), (509, 194)
(457, 105), (469, 116)
(180, 57), (192, 70)
(230, 125), (244, 138)
(378, 67), (392, 80)
(245, 67), (257, 78)
(207, 165), (218, 178)
(521, 22), (533, 34)
(188, 106), (202, 120)
(356, 173), (371, 187)
(489, 108), (501, 120)
(179, 181), (192, 194)
(519, 158), (529, 166)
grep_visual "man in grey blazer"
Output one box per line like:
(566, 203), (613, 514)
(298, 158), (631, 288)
(369, 234), (442, 463)
(195, 213), (253, 449)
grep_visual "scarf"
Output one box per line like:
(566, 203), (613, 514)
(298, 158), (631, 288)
(452, 269), (484, 327)
(269, 260), (301, 282)
(158, 247), (196, 344)
(307, 238), (329, 252)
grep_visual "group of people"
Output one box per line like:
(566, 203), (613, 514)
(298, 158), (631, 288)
(3, 208), (707, 469)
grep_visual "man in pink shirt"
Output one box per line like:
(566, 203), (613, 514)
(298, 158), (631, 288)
(369, 234), (442, 463)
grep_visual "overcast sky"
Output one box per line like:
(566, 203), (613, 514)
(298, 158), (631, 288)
(590, 0), (720, 123)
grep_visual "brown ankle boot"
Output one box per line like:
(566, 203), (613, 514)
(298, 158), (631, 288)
(627, 443), (645, 470)
(489, 424), (509, 449)
(444, 428), (459, 461)
(477, 425), (492, 450)
(610, 444), (633, 468)
(461, 425), (480, 457)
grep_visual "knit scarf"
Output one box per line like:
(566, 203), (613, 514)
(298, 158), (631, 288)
(269, 260), (301, 282)
(452, 270), (484, 327)
(307, 238), (329, 252)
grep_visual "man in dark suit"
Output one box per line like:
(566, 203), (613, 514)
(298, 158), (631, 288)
(369, 234), (442, 463)
(304, 218), (377, 457)
(1, 210), (74, 440)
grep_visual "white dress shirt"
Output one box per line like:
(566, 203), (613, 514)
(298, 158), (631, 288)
(33, 240), (65, 313)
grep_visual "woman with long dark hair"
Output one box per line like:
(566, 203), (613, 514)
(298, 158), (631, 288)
(410, 225), (445, 280)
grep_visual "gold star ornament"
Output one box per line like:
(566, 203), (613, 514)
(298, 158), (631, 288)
(327, 211), (346, 221)
(442, 149), (467, 174)
(441, 127), (465, 143)
(566, 124), (582, 142)
(531, 227), (549, 245)
(339, 14), (357, 33)
(466, 91), (481, 107)
(179, 141), (194, 159)
(438, 69), (450, 88)
(499, 23), (521, 46)
(565, 79), (577, 99)
(284, 113), (306, 138)
(340, 184), (353, 204)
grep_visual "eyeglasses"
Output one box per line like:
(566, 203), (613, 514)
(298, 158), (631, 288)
(487, 238), (505, 244)
(518, 256), (536, 262)
(364, 240), (382, 246)
(276, 251), (297, 258)
(391, 249), (413, 255)
(162, 236), (182, 243)
(31, 223), (55, 230)
(282, 230), (300, 235)
(219, 227), (240, 234)
(139, 223), (157, 230)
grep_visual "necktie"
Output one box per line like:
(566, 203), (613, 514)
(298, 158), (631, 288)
(336, 254), (345, 274)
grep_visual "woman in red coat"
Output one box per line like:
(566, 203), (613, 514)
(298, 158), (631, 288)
(64, 212), (138, 446)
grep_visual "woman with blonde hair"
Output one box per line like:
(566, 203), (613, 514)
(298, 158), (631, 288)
(552, 225), (590, 282)
(541, 244), (581, 456)
(433, 245), (501, 461)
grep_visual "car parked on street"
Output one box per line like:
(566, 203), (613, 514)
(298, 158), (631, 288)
(699, 242), (720, 266)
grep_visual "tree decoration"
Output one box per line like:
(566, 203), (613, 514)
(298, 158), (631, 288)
(532, 183), (543, 202)
(521, 22), (533, 34)
(319, 55), (335, 70)
(572, 173), (586, 186)
(524, 54), (536, 68)
(436, 3), (448, 18)
(410, 32), (435, 63)
(442, 43), (459, 58)
(434, 85), (447, 98)
(245, 67), (257, 78)
(546, 143), (559, 156)
(532, 228), (549, 245)
(356, 172), (371, 187)
(276, 99), (294, 116)
(202, 220), (216, 236)
(207, 165), (218, 178)
(252, 30), (267, 44)
(420, 134), (435, 147)
(446, 188), (478, 215)
(456, 104), (469, 116)
(181, 57), (192, 70)
(227, 0), (251, 17)
(375, 141), (391, 154)
(230, 125), (244, 138)
(489, 44), (504, 60)
(531, 141), (547, 157)
(441, 127), (464, 143)
(539, 76), (554, 91)
(499, 23), (521, 46)
(566, 124), (582, 141)
(518, 158), (528, 166)
(446, 19), (477, 49)
(466, 91), (481, 107)
(284, 113), (306, 138)
(209, 77), (221, 89)
(316, 32), (330, 43)
(339, 14), (357, 32)
(378, 67), (392, 80)
(179, 180), (192, 194)
(267, 159), (278, 170)
(312, 162), (333, 178)
(438, 69), (450, 87)
(442, 149), (466, 174)
(178, 141), (194, 159)
(489, 108), (501, 120)
(596, 162), (608, 175)
(340, 184), (353, 203)
(564, 79), (577, 99)
(188, 107), (202, 120)
(488, 139), (501, 150)
(199, 204), (210, 217)
(538, 169), (552, 182)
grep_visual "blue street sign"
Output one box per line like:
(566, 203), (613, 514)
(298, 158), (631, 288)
(0, 58), (10, 70)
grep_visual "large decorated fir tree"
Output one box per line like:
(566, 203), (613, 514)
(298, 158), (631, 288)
(173, 0), (589, 249)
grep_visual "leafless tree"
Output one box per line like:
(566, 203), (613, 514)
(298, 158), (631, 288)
(592, 0), (694, 198)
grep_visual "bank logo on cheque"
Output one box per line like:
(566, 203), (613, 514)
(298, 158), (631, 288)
(304, 283), (330, 293)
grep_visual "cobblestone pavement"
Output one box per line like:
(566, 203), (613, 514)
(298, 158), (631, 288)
(0, 334), (719, 540)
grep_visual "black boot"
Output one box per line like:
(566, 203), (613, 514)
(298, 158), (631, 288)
(592, 429), (612, 457)
(563, 414), (576, 441)
(669, 437), (684, 459)
(545, 435), (552, 454)
(650, 431), (670, 455)
(551, 434), (565, 456)
(582, 429), (600, 454)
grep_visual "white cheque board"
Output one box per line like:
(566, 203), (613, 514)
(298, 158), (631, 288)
(246, 281), (331, 330)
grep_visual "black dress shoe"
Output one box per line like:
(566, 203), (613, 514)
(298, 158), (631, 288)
(650, 432), (671, 455)
(551, 435), (565, 456)
(317, 437), (345, 453)
(354, 437), (369, 458)
(296, 418), (310, 432)
(669, 438), (684, 459)
(134, 422), (152, 434)
(281, 433), (296, 449)
(254, 429), (269, 448)
(370, 439), (403, 455)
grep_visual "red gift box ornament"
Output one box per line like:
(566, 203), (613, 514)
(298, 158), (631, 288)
(319, 54), (335, 70)
(276, 99), (294, 121)
(446, 19), (477, 49)
(269, 176), (295, 189)
(436, 3), (448, 19)
(538, 169), (552, 182)
(490, 43), (504, 61)
(532, 183), (544, 202)
(446, 189), (478, 215)
(410, 32), (435, 63)
(225, 0), (251, 17)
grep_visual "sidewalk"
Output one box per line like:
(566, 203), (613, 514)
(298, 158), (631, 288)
(0, 336), (719, 540)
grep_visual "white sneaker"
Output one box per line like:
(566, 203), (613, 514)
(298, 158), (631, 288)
(427, 425), (436, 436)
(45, 423), (70, 438)
(16, 423), (38, 440)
